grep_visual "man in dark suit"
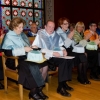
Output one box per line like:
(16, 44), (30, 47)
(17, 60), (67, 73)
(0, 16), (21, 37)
(27, 22), (38, 37)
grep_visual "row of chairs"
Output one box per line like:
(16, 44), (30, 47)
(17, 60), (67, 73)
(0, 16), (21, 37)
(1, 37), (58, 100)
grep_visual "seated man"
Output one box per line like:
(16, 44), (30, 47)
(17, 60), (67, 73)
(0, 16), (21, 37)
(84, 21), (100, 80)
(32, 20), (74, 97)
(27, 22), (38, 37)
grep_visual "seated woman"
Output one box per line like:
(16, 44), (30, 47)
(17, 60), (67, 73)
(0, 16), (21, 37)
(56, 18), (90, 84)
(1, 17), (48, 100)
(73, 21), (91, 84)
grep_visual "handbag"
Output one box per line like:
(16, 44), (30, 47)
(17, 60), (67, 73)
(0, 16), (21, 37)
(86, 41), (97, 50)
(79, 39), (87, 47)
(72, 44), (85, 53)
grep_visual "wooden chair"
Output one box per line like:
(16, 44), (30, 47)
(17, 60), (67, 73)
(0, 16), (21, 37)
(45, 67), (58, 91)
(2, 53), (23, 100)
(28, 37), (35, 45)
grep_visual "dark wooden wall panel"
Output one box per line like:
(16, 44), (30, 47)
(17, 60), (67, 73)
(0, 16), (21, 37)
(54, 0), (100, 29)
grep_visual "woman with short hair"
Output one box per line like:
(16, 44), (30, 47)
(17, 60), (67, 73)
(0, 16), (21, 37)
(1, 17), (48, 100)
(56, 18), (90, 84)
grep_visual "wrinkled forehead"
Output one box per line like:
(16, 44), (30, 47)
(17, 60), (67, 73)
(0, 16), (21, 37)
(46, 22), (55, 27)
(31, 24), (37, 28)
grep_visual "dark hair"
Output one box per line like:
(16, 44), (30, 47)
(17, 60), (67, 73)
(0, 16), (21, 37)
(88, 21), (96, 27)
(70, 23), (75, 28)
(98, 22), (100, 26)
(9, 17), (26, 30)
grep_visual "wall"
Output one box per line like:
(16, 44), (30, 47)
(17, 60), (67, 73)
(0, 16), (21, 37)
(45, 0), (54, 22)
(54, 0), (100, 29)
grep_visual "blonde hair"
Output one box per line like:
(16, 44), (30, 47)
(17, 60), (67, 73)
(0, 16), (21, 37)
(75, 22), (85, 33)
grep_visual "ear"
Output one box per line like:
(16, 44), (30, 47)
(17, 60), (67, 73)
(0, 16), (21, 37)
(89, 25), (91, 29)
(60, 25), (63, 28)
(44, 25), (46, 29)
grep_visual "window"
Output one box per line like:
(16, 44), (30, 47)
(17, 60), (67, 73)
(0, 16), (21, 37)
(0, 0), (45, 31)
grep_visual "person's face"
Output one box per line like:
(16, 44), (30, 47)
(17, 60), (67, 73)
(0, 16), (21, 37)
(76, 26), (84, 33)
(30, 24), (37, 34)
(45, 21), (55, 34)
(14, 23), (24, 35)
(70, 26), (74, 32)
(89, 24), (97, 32)
(61, 20), (69, 31)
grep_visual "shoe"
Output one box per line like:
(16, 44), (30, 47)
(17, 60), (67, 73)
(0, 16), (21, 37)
(85, 80), (91, 84)
(57, 87), (71, 97)
(64, 83), (74, 91)
(90, 75), (100, 81)
(29, 92), (44, 100)
(38, 90), (49, 99)
(0, 82), (4, 89)
(77, 77), (86, 85)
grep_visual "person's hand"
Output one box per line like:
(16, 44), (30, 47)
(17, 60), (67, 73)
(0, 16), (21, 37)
(94, 39), (100, 45)
(84, 32), (92, 40)
(67, 30), (74, 39)
(53, 52), (61, 57)
(31, 45), (38, 49)
(24, 47), (32, 52)
(63, 49), (67, 56)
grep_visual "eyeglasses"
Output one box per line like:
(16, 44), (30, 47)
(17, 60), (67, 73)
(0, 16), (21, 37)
(91, 24), (97, 27)
(63, 23), (69, 25)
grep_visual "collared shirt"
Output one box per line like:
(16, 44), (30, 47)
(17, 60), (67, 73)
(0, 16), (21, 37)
(31, 32), (37, 36)
(32, 29), (64, 48)
(32, 29), (64, 59)
(84, 29), (98, 41)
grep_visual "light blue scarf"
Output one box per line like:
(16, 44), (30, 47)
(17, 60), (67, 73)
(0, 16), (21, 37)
(2, 30), (30, 50)
(38, 29), (60, 50)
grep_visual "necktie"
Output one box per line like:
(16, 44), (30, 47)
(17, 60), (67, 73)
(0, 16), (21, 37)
(49, 36), (53, 45)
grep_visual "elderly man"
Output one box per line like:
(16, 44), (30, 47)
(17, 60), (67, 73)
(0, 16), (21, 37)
(27, 22), (38, 37)
(32, 20), (74, 97)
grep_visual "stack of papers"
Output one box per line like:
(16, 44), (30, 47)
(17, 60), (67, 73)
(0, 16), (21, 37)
(56, 56), (75, 59)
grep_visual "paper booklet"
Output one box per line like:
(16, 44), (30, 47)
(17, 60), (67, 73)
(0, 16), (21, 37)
(56, 56), (75, 59)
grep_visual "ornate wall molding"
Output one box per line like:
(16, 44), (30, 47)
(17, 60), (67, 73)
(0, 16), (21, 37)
(45, 0), (54, 22)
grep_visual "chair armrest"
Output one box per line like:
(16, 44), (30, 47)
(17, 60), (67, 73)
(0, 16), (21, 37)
(2, 52), (19, 67)
(3, 54), (19, 59)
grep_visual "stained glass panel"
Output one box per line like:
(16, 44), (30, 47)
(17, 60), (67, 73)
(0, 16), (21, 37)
(0, 6), (2, 28)
(34, 0), (43, 8)
(26, 9), (33, 29)
(12, 0), (20, 6)
(34, 10), (44, 29)
(0, 0), (45, 30)
(12, 8), (20, 17)
(1, 7), (11, 30)
(1, 0), (11, 5)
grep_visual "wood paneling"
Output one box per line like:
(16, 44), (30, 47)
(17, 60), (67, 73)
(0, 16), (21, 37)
(0, 72), (100, 100)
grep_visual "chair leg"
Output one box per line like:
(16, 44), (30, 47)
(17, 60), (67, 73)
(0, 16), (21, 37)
(4, 76), (7, 93)
(19, 84), (23, 100)
(49, 75), (52, 83)
(45, 82), (48, 91)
